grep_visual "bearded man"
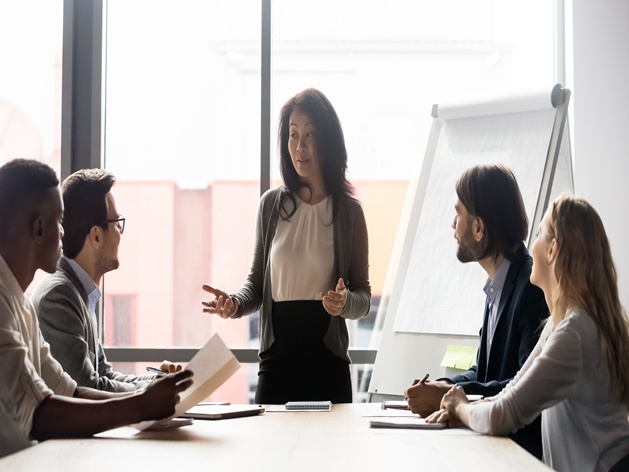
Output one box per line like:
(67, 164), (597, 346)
(404, 164), (548, 459)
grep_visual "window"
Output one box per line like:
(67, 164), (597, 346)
(270, 0), (554, 347)
(0, 0), (64, 293)
(0, 1), (63, 171)
(97, 0), (555, 401)
(104, 294), (136, 346)
(103, 0), (261, 403)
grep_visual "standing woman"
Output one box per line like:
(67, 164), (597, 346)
(427, 195), (629, 472)
(202, 88), (370, 404)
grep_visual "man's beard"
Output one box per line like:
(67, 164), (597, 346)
(456, 235), (483, 263)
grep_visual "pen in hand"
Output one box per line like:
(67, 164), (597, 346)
(411, 373), (430, 387)
(146, 366), (166, 375)
(404, 373), (430, 401)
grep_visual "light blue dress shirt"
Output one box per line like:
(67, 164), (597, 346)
(64, 256), (101, 318)
(483, 258), (511, 360)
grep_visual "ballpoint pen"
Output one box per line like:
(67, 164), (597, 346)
(402, 373), (430, 403)
(146, 366), (166, 374)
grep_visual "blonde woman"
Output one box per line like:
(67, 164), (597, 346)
(427, 195), (629, 472)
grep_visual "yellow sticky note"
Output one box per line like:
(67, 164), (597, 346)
(440, 345), (478, 371)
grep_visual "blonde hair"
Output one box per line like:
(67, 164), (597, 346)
(545, 195), (629, 406)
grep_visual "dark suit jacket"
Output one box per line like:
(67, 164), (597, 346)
(448, 243), (548, 459)
(30, 258), (154, 392)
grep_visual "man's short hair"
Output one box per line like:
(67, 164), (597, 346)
(0, 159), (59, 244)
(61, 169), (116, 259)
(455, 164), (528, 261)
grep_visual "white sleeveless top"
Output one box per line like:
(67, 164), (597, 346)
(270, 196), (335, 301)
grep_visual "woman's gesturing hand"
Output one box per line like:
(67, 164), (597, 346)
(321, 278), (348, 316)
(201, 284), (238, 319)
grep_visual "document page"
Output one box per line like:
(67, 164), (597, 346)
(136, 333), (240, 430)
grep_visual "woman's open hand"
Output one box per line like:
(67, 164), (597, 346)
(201, 285), (238, 319)
(320, 278), (347, 316)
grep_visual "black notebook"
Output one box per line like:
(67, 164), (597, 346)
(285, 401), (332, 411)
(181, 404), (265, 420)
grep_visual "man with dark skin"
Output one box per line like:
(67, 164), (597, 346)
(0, 159), (192, 458)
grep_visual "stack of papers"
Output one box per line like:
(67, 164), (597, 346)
(369, 417), (446, 430)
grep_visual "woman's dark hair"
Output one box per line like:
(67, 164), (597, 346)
(61, 169), (116, 259)
(455, 164), (528, 261)
(277, 88), (355, 220)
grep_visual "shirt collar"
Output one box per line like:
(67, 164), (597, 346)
(483, 257), (511, 303)
(64, 256), (101, 304)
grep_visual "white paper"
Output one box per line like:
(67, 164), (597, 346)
(135, 333), (240, 430)
(369, 417), (446, 430)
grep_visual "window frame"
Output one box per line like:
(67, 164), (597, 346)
(61, 0), (565, 368)
(61, 0), (375, 366)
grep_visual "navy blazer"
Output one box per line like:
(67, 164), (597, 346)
(448, 242), (548, 458)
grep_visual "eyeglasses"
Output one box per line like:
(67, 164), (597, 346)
(102, 217), (125, 235)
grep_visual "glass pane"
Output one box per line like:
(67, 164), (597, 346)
(103, 0), (261, 368)
(0, 0), (65, 293)
(102, 0), (555, 402)
(270, 0), (554, 349)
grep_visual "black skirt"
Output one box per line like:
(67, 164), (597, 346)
(255, 300), (352, 404)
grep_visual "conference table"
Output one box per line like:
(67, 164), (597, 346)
(0, 403), (551, 471)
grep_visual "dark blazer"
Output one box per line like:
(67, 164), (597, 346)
(449, 242), (548, 459)
(30, 258), (154, 392)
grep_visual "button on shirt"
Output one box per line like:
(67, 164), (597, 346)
(0, 255), (77, 458)
(484, 258), (511, 361)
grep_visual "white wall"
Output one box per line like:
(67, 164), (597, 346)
(569, 0), (629, 309)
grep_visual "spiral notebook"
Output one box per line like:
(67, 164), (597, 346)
(285, 401), (332, 411)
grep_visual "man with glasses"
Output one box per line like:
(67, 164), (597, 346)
(0, 160), (192, 458)
(31, 168), (180, 392)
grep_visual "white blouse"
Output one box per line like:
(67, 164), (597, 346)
(270, 196), (335, 301)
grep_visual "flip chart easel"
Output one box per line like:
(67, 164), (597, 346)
(368, 84), (572, 401)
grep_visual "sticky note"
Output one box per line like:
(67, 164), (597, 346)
(440, 345), (478, 370)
